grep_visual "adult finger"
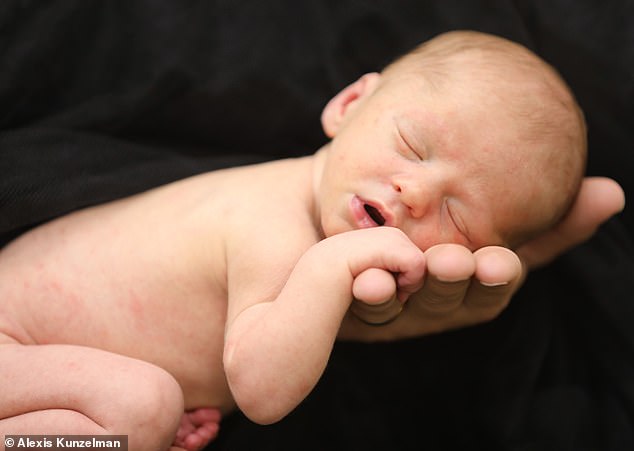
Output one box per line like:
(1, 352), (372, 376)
(350, 293), (403, 326)
(462, 246), (523, 319)
(408, 244), (476, 316)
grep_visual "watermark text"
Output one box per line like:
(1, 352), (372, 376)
(4, 435), (127, 450)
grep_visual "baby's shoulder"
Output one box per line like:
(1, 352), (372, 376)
(220, 158), (318, 236)
(222, 164), (318, 262)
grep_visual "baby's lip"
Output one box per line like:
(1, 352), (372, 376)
(351, 196), (394, 228)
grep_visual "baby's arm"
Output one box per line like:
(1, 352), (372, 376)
(223, 226), (425, 425)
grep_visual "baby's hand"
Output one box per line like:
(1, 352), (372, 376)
(337, 227), (425, 297)
(342, 227), (425, 325)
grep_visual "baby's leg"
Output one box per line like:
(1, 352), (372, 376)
(0, 342), (184, 451)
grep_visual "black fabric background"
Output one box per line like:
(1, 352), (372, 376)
(1, 1), (633, 450)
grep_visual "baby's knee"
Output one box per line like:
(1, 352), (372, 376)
(107, 363), (184, 450)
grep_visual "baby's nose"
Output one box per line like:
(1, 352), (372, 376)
(392, 176), (429, 219)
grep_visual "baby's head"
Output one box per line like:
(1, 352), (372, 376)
(318, 31), (586, 250)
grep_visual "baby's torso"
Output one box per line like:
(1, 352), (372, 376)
(0, 157), (316, 413)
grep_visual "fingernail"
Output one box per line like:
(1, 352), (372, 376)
(480, 281), (509, 287)
(435, 276), (468, 283)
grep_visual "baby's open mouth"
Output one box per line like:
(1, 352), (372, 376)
(364, 204), (386, 226)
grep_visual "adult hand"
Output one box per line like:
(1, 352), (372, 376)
(516, 177), (625, 269)
(339, 177), (625, 341)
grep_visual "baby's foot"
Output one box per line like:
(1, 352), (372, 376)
(172, 407), (221, 451)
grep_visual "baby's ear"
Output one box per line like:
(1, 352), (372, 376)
(321, 72), (381, 138)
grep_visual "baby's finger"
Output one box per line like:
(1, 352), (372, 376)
(352, 268), (397, 305)
(392, 249), (426, 298)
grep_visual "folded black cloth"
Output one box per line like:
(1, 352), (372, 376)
(1, 1), (632, 450)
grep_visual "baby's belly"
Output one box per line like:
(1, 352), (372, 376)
(4, 281), (237, 412)
(111, 316), (235, 413)
(112, 312), (236, 413)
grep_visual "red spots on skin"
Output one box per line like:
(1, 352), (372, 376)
(127, 289), (148, 333)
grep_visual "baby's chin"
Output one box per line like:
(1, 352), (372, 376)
(319, 218), (354, 239)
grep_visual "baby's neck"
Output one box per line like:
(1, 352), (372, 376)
(309, 146), (330, 238)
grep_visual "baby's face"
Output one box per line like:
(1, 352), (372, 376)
(317, 72), (548, 251)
